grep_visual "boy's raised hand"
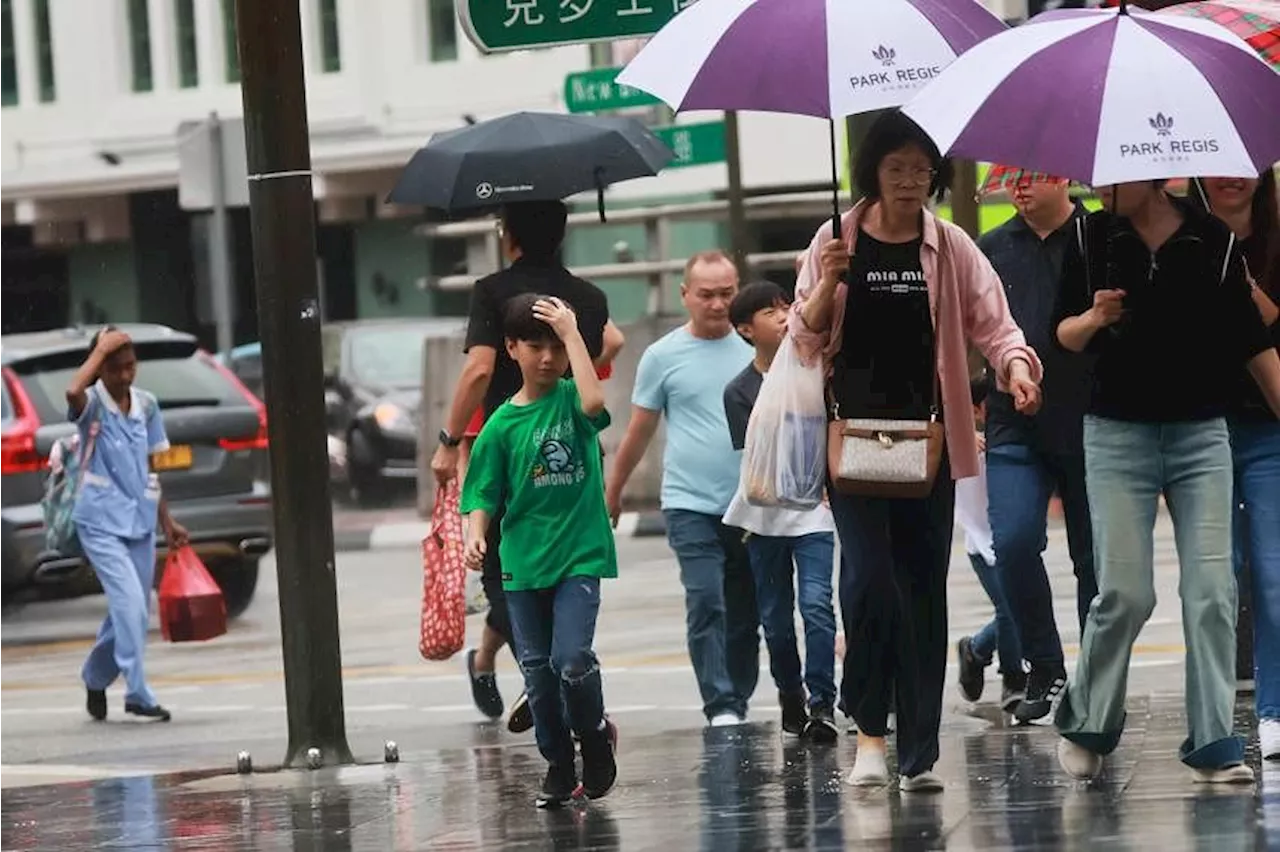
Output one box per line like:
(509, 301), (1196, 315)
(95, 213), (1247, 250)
(532, 297), (578, 340)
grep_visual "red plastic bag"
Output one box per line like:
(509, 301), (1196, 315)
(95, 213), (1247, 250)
(419, 481), (467, 661)
(158, 546), (228, 643)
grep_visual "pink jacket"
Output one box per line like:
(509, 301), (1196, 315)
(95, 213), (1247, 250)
(791, 201), (1043, 481)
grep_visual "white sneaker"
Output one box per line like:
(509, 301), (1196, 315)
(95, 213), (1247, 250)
(847, 745), (890, 787)
(1261, 719), (1280, 760)
(900, 771), (944, 793)
(709, 712), (745, 727)
(1192, 764), (1255, 785)
(1057, 737), (1103, 780)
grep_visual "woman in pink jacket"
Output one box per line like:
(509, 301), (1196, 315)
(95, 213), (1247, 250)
(792, 110), (1042, 793)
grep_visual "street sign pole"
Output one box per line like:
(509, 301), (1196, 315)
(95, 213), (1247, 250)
(233, 0), (352, 769)
(208, 111), (234, 356)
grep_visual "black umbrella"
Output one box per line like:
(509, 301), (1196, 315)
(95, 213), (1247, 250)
(387, 112), (674, 221)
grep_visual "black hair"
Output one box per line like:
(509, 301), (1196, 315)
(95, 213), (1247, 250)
(87, 324), (133, 358)
(970, 375), (988, 408)
(502, 292), (558, 343)
(854, 110), (953, 204)
(729, 281), (790, 343)
(502, 201), (568, 262)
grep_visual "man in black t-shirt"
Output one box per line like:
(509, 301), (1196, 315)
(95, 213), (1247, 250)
(431, 200), (614, 729)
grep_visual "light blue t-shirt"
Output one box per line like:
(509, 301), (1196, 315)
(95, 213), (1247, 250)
(632, 326), (753, 516)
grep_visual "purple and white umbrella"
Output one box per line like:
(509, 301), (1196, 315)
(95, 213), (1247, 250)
(616, 0), (1006, 118)
(902, 1), (1280, 186)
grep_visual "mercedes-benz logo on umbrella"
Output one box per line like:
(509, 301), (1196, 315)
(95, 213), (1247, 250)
(475, 182), (494, 200)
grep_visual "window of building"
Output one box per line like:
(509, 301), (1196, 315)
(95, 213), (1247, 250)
(319, 0), (340, 72)
(1, 0), (17, 106)
(174, 0), (198, 88)
(427, 0), (457, 62)
(221, 0), (239, 83)
(127, 0), (153, 92)
(34, 0), (55, 102)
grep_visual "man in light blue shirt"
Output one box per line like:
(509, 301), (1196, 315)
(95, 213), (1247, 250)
(606, 250), (759, 725)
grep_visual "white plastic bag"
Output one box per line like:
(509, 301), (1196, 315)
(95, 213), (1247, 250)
(742, 335), (827, 509)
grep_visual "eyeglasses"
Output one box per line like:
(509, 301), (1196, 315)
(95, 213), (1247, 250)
(884, 166), (937, 186)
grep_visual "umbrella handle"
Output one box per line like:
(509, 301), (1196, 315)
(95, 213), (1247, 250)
(595, 167), (608, 223)
(828, 120), (842, 241)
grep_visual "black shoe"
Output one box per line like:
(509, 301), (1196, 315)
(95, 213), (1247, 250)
(1015, 666), (1066, 723)
(1000, 671), (1028, 714)
(579, 720), (618, 800)
(803, 704), (839, 745)
(124, 703), (171, 722)
(466, 649), (504, 720)
(780, 690), (809, 735)
(508, 691), (533, 733)
(536, 762), (579, 809)
(86, 689), (107, 721)
(957, 637), (986, 703)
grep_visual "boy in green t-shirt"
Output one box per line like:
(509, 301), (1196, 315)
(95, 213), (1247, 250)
(461, 292), (619, 808)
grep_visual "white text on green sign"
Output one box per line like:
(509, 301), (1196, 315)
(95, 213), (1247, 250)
(565, 67), (661, 113)
(460, 0), (696, 53)
(654, 122), (726, 169)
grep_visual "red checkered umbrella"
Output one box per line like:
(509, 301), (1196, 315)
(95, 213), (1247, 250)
(977, 164), (1069, 197)
(1159, 0), (1280, 69)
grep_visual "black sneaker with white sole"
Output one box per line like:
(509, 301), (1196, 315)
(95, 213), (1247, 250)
(124, 703), (171, 722)
(780, 690), (809, 735)
(803, 704), (840, 744)
(1014, 666), (1066, 723)
(957, 637), (986, 703)
(579, 721), (618, 800)
(1000, 671), (1027, 714)
(536, 762), (579, 809)
(87, 688), (107, 721)
(508, 691), (533, 733)
(466, 649), (504, 720)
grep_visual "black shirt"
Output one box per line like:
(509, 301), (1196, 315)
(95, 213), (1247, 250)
(978, 204), (1094, 455)
(1232, 231), (1280, 423)
(463, 257), (610, 416)
(723, 363), (763, 451)
(1052, 196), (1273, 423)
(835, 230), (936, 420)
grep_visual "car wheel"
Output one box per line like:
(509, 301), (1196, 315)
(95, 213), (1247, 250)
(208, 558), (260, 620)
(347, 430), (385, 507)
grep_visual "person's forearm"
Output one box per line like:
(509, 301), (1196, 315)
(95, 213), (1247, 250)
(565, 331), (606, 416)
(608, 423), (653, 495)
(66, 350), (107, 414)
(445, 359), (492, 437)
(1252, 285), (1280, 327)
(1057, 310), (1103, 353)
(800, 276), (838, 334)
(1247, 348), (1280, 419)
(596, 322), (624, 369)
(468, 509), (491, 543)
(157, 496), (173, 533)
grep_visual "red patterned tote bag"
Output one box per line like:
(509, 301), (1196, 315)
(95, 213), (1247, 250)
(419, 480), (467, 661)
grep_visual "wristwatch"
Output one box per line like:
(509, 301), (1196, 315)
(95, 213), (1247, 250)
(438, 429), (462, 448)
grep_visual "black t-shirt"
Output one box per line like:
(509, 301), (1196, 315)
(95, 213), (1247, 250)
(834, 230), (936, 420)
(1053, 199), (1273, 423)
(464, 257), (610, 416)
(723, 363), (763, 451)
(1233, 231), (1280, 422)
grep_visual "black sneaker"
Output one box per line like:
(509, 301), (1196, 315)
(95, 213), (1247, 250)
(957, 637), (986, 703)
(1000, 671), (1028, 714)
(508, 691), (533, 733)
(466, 649), (504, 720)
(780, 690), (809, 735)
(124, 703), (171, 722)
(86, 688), (107, 721)
(579, 721), (618, 800)
(803, 704), (839, 745)
(1015, 666), (1066, 723)
(536, 762), (578, 809)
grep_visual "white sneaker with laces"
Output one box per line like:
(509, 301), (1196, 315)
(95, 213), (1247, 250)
(1260, 719), (1280, 760)
(1192, 764), (1255, 785)
(709, 712), (745, 727)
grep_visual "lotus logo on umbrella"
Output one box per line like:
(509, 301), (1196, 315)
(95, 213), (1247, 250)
(873, 45), (896, 67)
(1149, 113), (1174, 137)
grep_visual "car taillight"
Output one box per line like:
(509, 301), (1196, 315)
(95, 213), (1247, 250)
(1, 367), (47, 474)
(199, 351), (269, 452)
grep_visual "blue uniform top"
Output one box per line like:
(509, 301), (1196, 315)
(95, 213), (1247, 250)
(70, 381), (169, 540)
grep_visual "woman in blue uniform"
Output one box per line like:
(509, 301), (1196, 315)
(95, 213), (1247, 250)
(67, 327), (188, 722)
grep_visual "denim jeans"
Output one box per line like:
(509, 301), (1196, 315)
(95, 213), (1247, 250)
(1057, 417), (1243, 769)
(967, 552), (1024, 677)
(986, 442), (1097, 668)
(1230, 419), (1280, 720)
(664, 510), (760, 720)
(506, 576), (605, 767)
(745, 532), (838, 709)
(829, 455), (955, 778)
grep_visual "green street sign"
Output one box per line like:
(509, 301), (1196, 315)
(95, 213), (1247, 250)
(460, 0), (695, 54)
(564, 66), (661, 113)
(653, 122), (726, 169)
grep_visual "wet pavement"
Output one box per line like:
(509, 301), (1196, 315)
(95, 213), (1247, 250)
(1, 693), (1273, 851)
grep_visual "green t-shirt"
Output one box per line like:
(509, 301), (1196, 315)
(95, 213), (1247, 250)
(460, 379), (617, 591)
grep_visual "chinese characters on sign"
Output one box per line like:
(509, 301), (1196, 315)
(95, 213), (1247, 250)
(564, 66), (660, 113)
(463, 0), (696, 53)
(652, 121), (726, 168)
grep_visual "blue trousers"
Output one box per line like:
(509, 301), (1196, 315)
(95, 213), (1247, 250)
(745, 532), (838, 709)
(664, 510), (760, 720)
(507, 576), (605, 767)
(967, 552), (1024, 677)
(1230, 419), (1280, 719)
(78, 526), (157, 707)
